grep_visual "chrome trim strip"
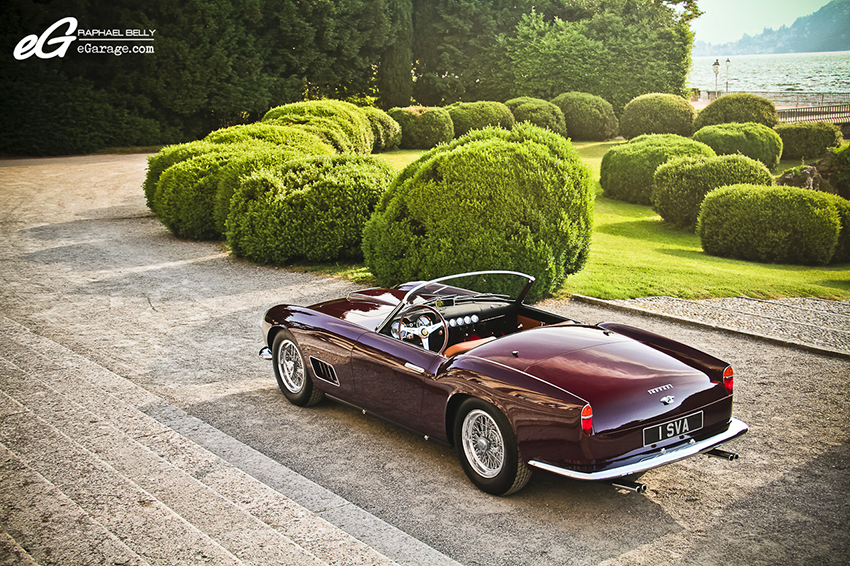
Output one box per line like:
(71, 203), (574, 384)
(404, 362), (425, 374)
(528, 418), (748, 481)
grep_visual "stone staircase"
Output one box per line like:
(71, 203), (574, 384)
(0, 316), (407, 566)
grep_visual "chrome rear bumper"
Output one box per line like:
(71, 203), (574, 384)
(528, 417), (748, 481)
(259, 346), (272, 360)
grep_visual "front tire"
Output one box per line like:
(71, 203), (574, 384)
(454, 398), (531, 495)
(272, 330), (324, 407)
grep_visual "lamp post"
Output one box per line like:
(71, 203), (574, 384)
(725, 58), (731, 93)
(713, 59), (720, 97)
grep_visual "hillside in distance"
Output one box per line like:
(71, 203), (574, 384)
(693, 0), (850, 56)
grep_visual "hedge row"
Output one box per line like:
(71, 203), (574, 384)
(145, 101), (401, 265)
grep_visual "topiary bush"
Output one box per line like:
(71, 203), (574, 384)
(693, 122), (784, 171)
(359, 106), (402, 152)
(262, 100), (374, 154)
(153, 142), (272, 240)
(446, 101), (515, 138)
(212, 143), (336, 234)
(226, 155), (395, 264)
(600, 134), (716, 205)
(693, 93), (779, 131)
(653, 154), (775, 230)
(504, 97), (566, 137)
(362, 123), (594, 301)
(202, 123), (331, 152)
(775, 122), (843, 161)
(387, 106), (454, 149)
(550, 92), (618, 141)
(697, 184), (841, 265)
(144, 140), (224, 214)
(618, 93), (697, 139)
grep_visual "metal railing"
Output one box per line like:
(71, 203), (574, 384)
(777, 104), (850, 124)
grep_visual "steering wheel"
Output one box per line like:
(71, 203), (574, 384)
(396, 305), (449, 354)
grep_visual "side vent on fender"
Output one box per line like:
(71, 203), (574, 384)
(310, 357), (339, 386)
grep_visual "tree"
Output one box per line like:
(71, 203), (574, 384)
(376, 0), (413, 109)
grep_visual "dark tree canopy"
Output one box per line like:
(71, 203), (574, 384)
(1, 0), (697, 155)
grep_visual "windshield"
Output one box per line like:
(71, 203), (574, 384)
(398, 271), (535, 306)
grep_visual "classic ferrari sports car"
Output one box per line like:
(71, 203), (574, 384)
(259, 271), (747, 495)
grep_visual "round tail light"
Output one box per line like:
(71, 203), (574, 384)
(723, 366), (734, 394)
(581, 404), (593, 435)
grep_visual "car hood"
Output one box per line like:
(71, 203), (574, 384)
(466, 325), (723, 431)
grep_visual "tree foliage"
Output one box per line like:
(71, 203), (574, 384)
(2, 0), (697, 155)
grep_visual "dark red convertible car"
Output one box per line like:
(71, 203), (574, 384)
(259, 271), (747, 495)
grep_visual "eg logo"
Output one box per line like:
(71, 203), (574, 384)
(14, 17), (78, 60)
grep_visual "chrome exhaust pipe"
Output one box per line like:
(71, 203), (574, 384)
(611, 479), (647, 493)
(706, 448), (739, 461)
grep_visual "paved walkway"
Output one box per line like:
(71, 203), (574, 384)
(0, 315), (459, 566)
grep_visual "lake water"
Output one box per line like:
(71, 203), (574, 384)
(689, 51), (850, 96)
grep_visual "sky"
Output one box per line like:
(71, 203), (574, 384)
(689, 0), (834, 44)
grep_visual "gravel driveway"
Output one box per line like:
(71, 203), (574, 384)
(1, 154), (848, 566)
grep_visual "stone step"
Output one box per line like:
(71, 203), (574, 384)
(0, 442), (149, 566)
(0, 316), (402, 566)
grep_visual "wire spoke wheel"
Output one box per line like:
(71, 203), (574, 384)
(462, 409), (505, 478)
(277, 340), (305, 394)
(455, 398), (531, 495)
(271, 330), (324, 407)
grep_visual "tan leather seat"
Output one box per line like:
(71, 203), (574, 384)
(444, 336), (496, 358)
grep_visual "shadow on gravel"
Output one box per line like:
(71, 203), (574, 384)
(183, 385), (682, 566)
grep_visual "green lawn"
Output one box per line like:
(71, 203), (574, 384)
(375, 142), (850, 300)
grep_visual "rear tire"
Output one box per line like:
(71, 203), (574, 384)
(454, 398), (531, 495)
(272, 330), (324, 407)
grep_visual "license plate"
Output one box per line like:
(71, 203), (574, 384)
(643, 411), (704, 446)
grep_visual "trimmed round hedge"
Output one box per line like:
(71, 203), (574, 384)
(387, 106), (454, 149)
(504, 97), (566, 137)
(775, 122), (843, 161)
(446, 101), (515, 138)
(203, 122), (335, 152)
(653, 154), (774, 230)
(212, 144), (335, 234)
(359, 106), (402, 152)
(550, 92), (618, 141)
(693, 122), (784, 171)
(144, 140), (223, 214)
(600, 134), (716, 205)
(697, 184), (841, 265)
(618, 93), (697, 139)
(262, 100), (374, 154)
(153, 142), (273, 240)
(226, 155), (395, 264)
(693, 93), (779, 130)
(362, 124), (594, 301)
